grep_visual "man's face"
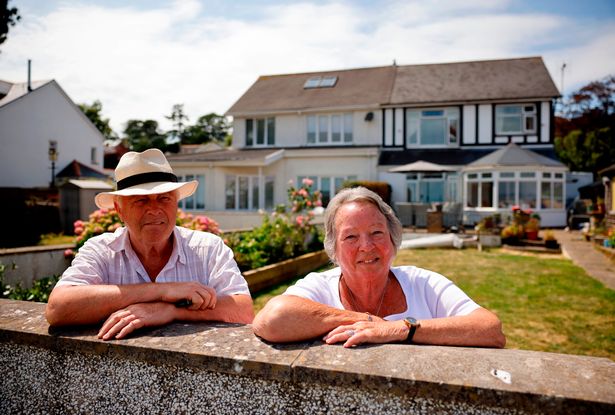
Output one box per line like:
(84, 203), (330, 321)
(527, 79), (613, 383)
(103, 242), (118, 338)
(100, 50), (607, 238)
(115, 191), (178, 245)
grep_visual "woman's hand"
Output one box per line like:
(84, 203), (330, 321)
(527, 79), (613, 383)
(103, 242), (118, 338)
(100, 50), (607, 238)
(323, 320), (408, 348)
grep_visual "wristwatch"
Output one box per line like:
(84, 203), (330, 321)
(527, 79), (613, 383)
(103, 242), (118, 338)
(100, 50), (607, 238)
(403, 317), (420, 343)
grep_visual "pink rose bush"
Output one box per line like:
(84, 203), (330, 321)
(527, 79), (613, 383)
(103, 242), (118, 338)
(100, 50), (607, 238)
(225, 179), (324, 271)
(66, 208), (220, 258)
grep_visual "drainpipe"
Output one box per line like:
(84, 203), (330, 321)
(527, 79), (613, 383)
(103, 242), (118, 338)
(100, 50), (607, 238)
(27, 59), (32, 92)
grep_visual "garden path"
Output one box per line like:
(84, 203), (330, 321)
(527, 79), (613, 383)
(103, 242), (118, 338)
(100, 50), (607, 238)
(554, 230), (615, 290)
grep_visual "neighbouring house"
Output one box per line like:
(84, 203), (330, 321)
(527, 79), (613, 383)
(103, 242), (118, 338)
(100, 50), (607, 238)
(168, 56), (570, 228)
(599, 164), (615, 228)
(0, 79), (105, 188)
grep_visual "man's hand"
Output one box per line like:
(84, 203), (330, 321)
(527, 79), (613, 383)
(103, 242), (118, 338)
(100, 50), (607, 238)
(98, 302), (177, 340)
(159, 282), (217, 311)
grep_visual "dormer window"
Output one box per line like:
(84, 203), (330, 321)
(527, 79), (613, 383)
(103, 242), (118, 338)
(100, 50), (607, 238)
(303, 76), (338, 89)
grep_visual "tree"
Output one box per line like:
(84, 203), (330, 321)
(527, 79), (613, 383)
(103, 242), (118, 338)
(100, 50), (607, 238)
(123, 119), (168, 152)
(165, 103), (189, 143)
(181, 113), (230, 145)
(1, 0), (20, 50)
(555, 75), (615, 177)
(78, 100), (117, 141)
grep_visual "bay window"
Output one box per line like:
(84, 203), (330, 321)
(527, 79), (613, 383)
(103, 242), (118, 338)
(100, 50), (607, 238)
(225, 175), (274, 210)
(297, 175), (356, 206)
(178, 174), (205, 210)
(406, 107), (459, 147)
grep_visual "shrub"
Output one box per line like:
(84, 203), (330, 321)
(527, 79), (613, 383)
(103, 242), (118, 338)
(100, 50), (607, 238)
(343, 180), (392, 204)
(0, 262), (59, 303)
(225, 178), (324, 271)
(67, 208), (220, 257)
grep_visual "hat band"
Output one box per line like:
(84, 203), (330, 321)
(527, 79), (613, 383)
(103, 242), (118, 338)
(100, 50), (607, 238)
(116, 172), (178, 190)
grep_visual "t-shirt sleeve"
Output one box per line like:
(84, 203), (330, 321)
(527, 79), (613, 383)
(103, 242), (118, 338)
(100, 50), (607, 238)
(422, 270), (480, 318)
(55, 239), (107, 287)
(283, 272), (338, 307)
(205, 236), (251, 297)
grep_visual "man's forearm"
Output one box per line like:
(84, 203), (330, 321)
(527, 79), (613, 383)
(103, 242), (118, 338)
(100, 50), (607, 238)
(46, 284), (167, 326)
(174, 295), (254, 324)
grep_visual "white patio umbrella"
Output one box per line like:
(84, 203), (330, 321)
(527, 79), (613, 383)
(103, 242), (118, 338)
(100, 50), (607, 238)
(388, 160), (457, 173)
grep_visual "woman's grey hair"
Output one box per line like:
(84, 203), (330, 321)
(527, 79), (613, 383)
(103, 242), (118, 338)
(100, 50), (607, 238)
(323, 186), (402, 264)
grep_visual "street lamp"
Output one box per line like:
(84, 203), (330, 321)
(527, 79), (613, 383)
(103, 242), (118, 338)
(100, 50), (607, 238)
(49, 140), (58, 188)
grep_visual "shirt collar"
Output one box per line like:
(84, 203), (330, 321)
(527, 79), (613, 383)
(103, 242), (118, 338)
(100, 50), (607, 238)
(108, 226), (186, 266)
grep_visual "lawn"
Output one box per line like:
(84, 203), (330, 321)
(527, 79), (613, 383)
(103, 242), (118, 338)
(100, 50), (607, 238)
(252, 248), (615, 360)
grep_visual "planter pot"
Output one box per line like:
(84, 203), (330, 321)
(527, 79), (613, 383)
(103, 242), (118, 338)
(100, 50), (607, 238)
(545, 240), (559, 249)
(525, 230), (538, 240)
(243, 250), (330, 293)
(479, 234), (502, 247)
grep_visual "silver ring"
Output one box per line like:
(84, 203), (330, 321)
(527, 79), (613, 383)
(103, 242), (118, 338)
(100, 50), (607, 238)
(345, 330), (356, 337)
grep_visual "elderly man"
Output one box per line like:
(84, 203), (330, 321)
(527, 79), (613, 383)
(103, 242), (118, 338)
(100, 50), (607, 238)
(46, 149), (253, 340)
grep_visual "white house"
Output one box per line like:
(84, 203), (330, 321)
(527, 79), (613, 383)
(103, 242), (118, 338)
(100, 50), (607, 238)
(168, 56), (568, 228)
(0, 79), (105, 188)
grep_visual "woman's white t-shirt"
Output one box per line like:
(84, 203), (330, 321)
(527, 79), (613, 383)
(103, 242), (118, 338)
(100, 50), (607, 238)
(283, 266), (480, 320)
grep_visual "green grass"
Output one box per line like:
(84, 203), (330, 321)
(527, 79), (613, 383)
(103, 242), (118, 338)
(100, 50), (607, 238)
(252, 248), (615, 360)
(38, 233), (75, 246)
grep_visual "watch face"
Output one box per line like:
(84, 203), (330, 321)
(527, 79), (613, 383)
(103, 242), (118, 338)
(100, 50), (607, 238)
(405, 317), (417, 325)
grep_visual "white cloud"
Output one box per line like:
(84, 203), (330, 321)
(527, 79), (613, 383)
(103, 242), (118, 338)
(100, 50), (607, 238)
(0, 0), (612, 133)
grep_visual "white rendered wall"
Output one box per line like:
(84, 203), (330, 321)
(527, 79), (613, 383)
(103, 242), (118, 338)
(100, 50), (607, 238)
(0, 82), (104, 188)
(540, 101), (551, 143)
(477, 104), (492, 144)
(462, 105), (477, 144)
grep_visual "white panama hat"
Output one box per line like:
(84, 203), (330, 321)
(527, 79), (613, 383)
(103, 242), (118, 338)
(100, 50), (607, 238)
(95, 148), (198, 209)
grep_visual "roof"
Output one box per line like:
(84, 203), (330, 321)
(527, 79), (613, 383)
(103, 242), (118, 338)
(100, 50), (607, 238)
(379, 147), (559, 167)
(56, 160), (110, 179)
(465, 143), (566, 170)
(167, 148), (284, 166)
(65, 179), (113, 190)
(227, 66), (396, 115)
(390, 57), (559, 105)
(227, 57), (559, 116)
(0, 79), (53, 108)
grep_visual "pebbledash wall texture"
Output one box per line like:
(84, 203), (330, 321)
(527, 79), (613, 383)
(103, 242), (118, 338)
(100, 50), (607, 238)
(1, 299), (614, 414)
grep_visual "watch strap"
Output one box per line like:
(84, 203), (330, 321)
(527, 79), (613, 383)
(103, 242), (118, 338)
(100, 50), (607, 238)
(403, 317), (420, 343)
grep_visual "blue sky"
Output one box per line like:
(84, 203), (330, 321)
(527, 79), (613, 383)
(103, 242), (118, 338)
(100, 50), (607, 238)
(1, 0), (614, 132)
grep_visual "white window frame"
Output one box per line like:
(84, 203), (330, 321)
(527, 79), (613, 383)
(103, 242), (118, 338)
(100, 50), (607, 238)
(246, 117), (275, 147)
(297, 175), (356, 205)
(405, 107), (459, 148)
(495, 104), (537, 135)
(306, 113), (353, 145)
(465, 172), (494, 208)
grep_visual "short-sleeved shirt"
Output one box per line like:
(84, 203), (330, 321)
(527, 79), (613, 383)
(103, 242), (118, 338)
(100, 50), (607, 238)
(284, 266), (479, 320)
(57, 226), (250, 297)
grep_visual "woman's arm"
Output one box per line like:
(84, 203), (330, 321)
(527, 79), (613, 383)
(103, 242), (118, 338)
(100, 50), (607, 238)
(325, 307), (506, 348)
(252, 295), (373, 342)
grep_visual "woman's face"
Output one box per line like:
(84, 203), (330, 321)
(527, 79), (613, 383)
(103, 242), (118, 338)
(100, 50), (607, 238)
(334, 201), (395, 282)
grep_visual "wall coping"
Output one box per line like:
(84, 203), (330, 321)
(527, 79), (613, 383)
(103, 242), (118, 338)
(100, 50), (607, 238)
(0, 243), (75, 255)
(0, 299), (613, 413)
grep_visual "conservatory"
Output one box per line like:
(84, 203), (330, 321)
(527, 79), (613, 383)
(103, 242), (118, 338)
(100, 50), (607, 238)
(462, 143), (568, 227)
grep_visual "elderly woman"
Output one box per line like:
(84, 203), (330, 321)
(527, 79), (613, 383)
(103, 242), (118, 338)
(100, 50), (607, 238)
(253, 187), (505, 348)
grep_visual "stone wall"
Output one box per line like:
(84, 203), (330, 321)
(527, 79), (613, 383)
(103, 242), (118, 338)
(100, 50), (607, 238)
(0, 244), (73, 288)
(0, 299), (613, 414)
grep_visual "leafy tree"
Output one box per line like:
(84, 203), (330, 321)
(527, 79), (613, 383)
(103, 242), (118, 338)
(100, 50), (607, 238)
(0, 0), (20, 50)
(78, 100), (117, 141)
(182, 113), (230, 145)
(165, 103), (189, 143)
(123, 119), (168, 152)
(555, 75), (615, 177)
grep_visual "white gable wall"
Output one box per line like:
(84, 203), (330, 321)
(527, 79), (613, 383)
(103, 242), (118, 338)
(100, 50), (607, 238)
(0, 82), (104, 188)
(232, 108), (382, 148)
